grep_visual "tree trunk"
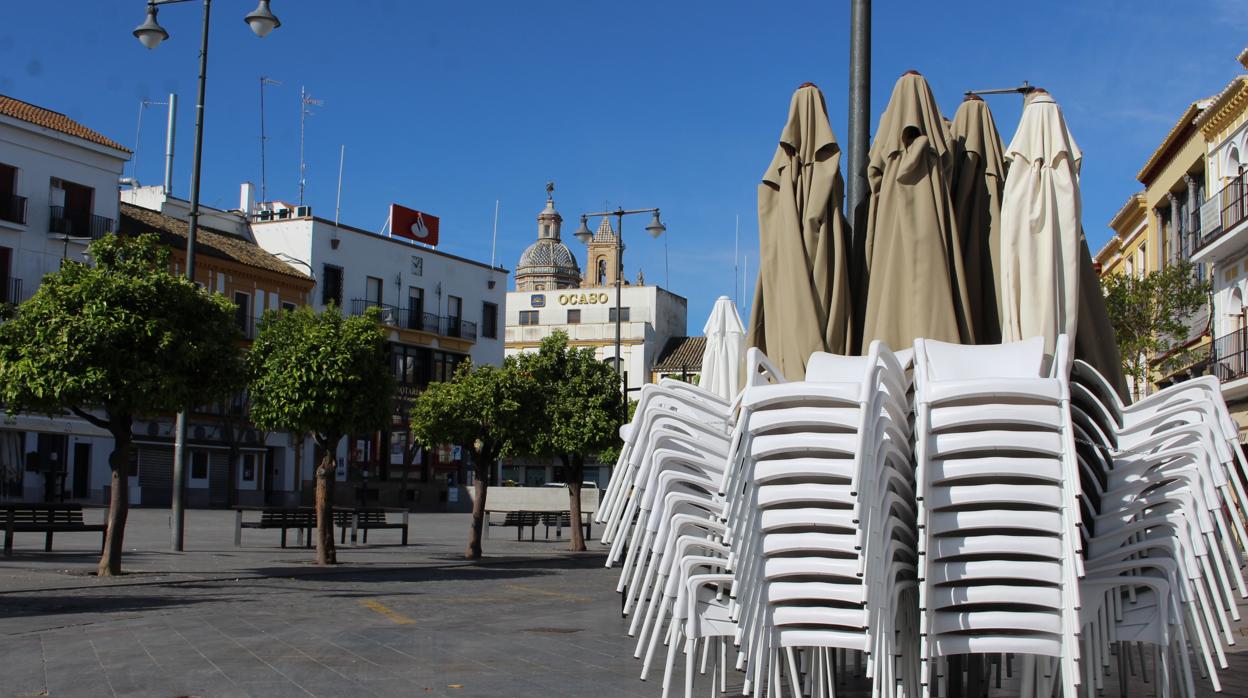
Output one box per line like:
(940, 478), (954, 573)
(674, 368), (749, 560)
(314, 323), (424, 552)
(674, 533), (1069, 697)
(98, 417), (133, 576)
(564, 454), (586, 552)
(315, 435), (339, 565)
(466, 472), (487, 560)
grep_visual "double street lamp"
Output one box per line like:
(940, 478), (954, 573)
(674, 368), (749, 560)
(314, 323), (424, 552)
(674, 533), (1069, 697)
(573, 207), (666, 406)
(133, 0), (283, 552)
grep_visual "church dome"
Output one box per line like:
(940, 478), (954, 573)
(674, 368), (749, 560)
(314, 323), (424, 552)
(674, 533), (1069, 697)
(518, 238), (579, 272)
(514, 185), (583, 290)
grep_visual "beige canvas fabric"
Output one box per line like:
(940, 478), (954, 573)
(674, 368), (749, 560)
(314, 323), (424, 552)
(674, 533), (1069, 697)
(860, 72), (972, 351)
(950, 96), (1006, 344)
(999, 91), (1082, 357)
(1074, 231), (1130, 402)
(746, 83), (853, 380)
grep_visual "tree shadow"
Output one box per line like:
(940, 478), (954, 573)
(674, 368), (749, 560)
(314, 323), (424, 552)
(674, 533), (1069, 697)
(0, 592), (229, 619)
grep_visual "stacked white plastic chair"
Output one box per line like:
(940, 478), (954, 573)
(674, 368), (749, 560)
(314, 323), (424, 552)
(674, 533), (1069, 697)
(1069, 359), (1248, 697)
(912, 336), (1083, 698)
(718, 341), (917, 698)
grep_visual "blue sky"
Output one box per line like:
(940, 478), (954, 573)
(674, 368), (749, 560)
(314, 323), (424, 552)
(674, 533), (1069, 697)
(2, 1), (1245, 333)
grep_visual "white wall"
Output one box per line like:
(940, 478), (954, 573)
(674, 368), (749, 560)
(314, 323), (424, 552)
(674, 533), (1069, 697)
(504, 285), (688, 396)
(0, 117), (128, 302)
(250, 216), (507, 367)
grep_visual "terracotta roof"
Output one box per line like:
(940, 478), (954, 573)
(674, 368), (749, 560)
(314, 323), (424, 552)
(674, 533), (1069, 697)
(119, 203), (312, 282)
(653, 336), (706, 373)
(0, 94), (130, 153)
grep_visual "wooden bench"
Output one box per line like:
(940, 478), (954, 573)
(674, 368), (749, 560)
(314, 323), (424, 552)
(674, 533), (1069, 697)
(333, 508), (409, 545)
(2, 503), (107, 556)
(234, 507), (316, 548)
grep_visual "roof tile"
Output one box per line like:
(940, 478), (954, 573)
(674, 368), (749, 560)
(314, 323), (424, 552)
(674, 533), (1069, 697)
(0, 94), (130, 153)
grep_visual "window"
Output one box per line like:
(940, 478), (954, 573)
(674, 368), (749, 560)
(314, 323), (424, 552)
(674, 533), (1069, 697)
(608, 307), (631, 322)
(392, 343), (426, 386)
(408, 286), (425, 329)
(190, 452), (209, 481)
(281, 301), (296, 312)
(432, 351), (466, 383)
(241, 453), (257, 482)
(567, 309), (581, 324)
(322, 265), (343, 307)
(50, 178), (95, 237)
(0, 163), (23, 225)
(519, 310), (539, 325)
(597, 259), (607, 286)
(482, 302), (498, 339)
(234, 291), (251, 336)
(0, 246), (12, 304)
(365, 276), (383, 307)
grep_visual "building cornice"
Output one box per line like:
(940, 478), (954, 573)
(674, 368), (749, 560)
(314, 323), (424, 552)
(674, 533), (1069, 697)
(1137, 100), (1210, 185)
(1197, 76), (1248, 140)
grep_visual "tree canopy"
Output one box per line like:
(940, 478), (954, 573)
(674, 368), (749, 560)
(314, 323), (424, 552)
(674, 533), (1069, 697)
(0, 233), (244, 575)
(247, 304), (394, 564)
(513, 331), (624, 550)
(409, 359), (540, 558)
(1102, 259), (1211, 397)
(247, 305), (394, 443)
(0, 233), (243, 420)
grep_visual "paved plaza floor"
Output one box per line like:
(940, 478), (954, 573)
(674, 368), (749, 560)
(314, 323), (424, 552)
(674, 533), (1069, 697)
(0, 508), (1246, 697)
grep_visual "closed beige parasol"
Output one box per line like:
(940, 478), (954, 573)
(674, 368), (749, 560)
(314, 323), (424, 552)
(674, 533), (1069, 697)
(860, 71), (972, 351)
(950, 95), (1006, 345)
(999, 90), (1082, 358)
(746, 83), (853, 380)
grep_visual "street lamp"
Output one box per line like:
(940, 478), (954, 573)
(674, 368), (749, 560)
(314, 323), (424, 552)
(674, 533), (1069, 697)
(574, 206), (666, 409)
(133, 0), (283, 552)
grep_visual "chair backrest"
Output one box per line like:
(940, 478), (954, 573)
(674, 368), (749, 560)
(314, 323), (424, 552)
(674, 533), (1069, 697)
(919, 336), (1047, 382)
(805, 352), (871, 383)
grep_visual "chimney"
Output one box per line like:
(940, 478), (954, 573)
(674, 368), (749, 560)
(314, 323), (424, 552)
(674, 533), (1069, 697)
(240, 182), (257, 217)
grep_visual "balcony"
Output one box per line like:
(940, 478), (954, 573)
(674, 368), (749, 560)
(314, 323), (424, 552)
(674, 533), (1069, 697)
(1210, 327), (1248, 384)
(0, 277), (21, 305)
(350, 299), (476, 342)
(1192, 172), (1248, 263)
(443, 316), (477, 341)
(0, 194), (27, 225)
(49, 206), (113, 240)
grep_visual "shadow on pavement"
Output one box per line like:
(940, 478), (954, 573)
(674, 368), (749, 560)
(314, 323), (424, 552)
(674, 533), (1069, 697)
(0, 592), (229, 619)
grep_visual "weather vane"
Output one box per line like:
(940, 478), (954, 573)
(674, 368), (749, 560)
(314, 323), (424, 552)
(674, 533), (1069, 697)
(546, 181), (555, 200)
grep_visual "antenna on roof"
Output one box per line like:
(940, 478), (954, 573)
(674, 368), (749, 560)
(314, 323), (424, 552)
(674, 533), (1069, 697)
(334, 144), (345, 227)
(259, 76), (281, 202)
(733, 214), (740, 309)
(490, 199), (500, 269)
(131, 97), (168, 184)
(298, 86), (324, 206)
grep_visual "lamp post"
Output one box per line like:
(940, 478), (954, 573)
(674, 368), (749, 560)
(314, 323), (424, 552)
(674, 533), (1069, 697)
(574, 207), (666, 409)
(134, 0), (282, 552)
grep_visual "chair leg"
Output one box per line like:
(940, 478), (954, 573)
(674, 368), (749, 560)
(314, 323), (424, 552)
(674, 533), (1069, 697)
(44, 531), (52, 552)
(280, 528), (287, 548)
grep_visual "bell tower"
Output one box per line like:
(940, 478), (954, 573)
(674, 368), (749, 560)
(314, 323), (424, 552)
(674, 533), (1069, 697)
(583, 216), (622, 288)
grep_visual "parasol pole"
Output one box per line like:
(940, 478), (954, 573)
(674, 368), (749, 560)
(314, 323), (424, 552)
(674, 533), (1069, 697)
(845, 0), (871, 224)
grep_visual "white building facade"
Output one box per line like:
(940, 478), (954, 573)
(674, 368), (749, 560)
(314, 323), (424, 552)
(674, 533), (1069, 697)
(503, 194), (687, 485)
(249, 202), (507, 508)
(0, 95), (130, 503)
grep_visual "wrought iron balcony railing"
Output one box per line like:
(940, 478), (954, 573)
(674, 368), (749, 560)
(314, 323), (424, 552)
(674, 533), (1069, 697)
(0, 194), (26, 225)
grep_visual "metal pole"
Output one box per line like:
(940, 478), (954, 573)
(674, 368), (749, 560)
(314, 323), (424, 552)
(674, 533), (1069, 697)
(615, 211), (624, 401)
(164, 93), (177, 195)
(172, 0), (212, 552)
(845, 0), (871, 222)
(260, 77), (268, 201)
